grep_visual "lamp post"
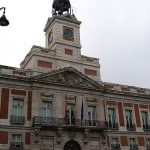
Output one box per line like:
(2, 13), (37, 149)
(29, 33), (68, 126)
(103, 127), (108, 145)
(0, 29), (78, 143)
(0, 7), (9, 26)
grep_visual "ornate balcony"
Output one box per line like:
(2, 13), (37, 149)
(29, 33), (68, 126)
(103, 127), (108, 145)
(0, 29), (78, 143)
(126, 123), (136, 131)
(111, 144), (121, 150)
(130, 144), (138, 150)
(10, 115), (25, 125)
(9, 142), (24, 150)
(33, 117), (108, 131)
(109, 122), (119, 130)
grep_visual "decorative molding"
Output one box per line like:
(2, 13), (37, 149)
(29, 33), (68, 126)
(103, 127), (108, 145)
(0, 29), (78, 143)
(41, 92), (54, 98)
(86, 98), (97, 103)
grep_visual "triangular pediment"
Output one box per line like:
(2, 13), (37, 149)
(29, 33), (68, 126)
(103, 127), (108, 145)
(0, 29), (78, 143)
(32, 67), (102, 90)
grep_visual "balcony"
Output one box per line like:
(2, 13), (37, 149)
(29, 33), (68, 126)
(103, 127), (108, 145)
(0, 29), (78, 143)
(9, 142), (24, 150)
(111, 144), (121, 150)
(130, 144), (138, 150)
(10, 115), (25, 125)
(33, 117), (108, 131)
(143, 124), (150, 131)
(109, 122), (119, 130)
(126, 123), (136, 131)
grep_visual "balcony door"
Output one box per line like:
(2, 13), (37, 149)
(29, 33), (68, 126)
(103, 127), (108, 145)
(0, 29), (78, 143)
(42, 101), (52, 125)
(64, 140), (81, 150)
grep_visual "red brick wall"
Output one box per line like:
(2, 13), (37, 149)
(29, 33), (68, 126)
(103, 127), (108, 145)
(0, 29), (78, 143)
(25, 132), (30, 144)
(0, 131), (8, 144)
(0, 88), (9, 119)
(65, 49), (73, 55)
(120, 136), (128, 146)
(11, 89), (26, 96)
(37, 60), (53, 68)
(27, 91), (32, 121)
(123, 102), (133, 107)
(84, 69), (97, 76)
(134, 104), (141, 127)
(139, 104), (148, 109)
(106, 100), (116, 106)
(138, 137), (145, 146)
(117, 102), (125, 126)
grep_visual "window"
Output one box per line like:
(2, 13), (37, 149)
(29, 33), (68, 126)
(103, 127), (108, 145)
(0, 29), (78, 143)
(10, 134), (23, 148)
(65, 104), (75, 125)
(125, 110), (135, 130)
(11, 98), (25, 124)
(12, 98), (24, 116)
(129, 138), (137, 150)
(108, 108), (118, 129)
(146, 139), (150, 149)
(141, 111), (149, 130)
(42, 101), (52, 124)
(88, 106), (96, 126)
(111, 138), (120, 149)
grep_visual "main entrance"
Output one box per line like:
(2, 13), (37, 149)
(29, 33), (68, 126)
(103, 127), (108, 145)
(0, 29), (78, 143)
(64, 140), (81, 150)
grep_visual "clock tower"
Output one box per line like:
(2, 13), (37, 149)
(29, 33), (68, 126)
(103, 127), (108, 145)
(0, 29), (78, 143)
(44, 14), (82, 59)
(20, 0), (101, 82)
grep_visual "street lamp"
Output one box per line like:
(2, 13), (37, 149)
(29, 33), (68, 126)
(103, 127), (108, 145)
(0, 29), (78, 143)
(0, 7), (9, 26)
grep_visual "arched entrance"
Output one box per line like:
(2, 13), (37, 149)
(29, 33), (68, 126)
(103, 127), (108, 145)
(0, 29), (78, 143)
(64, 140), (81, 150)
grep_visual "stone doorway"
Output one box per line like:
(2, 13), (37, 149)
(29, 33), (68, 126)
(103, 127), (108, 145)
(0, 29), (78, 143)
(64, 140), (81, 150)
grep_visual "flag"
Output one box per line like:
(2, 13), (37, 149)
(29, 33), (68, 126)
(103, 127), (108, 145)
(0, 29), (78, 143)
(81, 99), (84, 120)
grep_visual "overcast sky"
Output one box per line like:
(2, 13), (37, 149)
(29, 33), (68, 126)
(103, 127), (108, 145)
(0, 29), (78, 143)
(0, 0), (150, 89)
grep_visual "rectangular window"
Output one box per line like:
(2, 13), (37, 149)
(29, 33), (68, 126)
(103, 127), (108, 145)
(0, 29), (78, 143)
(108, 108), (117, 128)
(11, 98), (25, 124)
(42, 101), (52, 125)
(111, 138), (120, 149)
(141, 111), (149, 130)
(129, 138), (137, 149)
(125, 110), (135, 130)
(10, 134), (23, 148)
(146, 139), (150, 149)
(65, 104), (75, 125)
(12, 98), (24, 116)
(88, 106), (96, 126)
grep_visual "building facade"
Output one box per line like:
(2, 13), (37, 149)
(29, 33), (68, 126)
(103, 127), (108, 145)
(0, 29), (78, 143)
(0, 2), (150, 150)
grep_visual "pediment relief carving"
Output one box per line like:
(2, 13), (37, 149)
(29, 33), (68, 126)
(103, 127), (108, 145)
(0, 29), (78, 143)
(38, 70), (100, 89)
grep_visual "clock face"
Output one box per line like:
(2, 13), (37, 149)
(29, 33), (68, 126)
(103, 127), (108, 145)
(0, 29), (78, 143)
(63, 27), (74, 40)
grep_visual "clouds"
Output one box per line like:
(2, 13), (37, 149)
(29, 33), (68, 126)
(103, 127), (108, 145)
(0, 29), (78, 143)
(0, 0), (150, 88)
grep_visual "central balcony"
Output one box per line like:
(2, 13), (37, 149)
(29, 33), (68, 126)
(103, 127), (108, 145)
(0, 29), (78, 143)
(33, 117), (108, 131)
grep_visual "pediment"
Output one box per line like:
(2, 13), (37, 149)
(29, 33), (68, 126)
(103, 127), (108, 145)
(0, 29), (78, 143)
(32, 67), (102, 90)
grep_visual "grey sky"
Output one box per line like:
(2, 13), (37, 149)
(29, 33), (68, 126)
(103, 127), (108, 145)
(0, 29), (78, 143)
(0, 0), (150, 88)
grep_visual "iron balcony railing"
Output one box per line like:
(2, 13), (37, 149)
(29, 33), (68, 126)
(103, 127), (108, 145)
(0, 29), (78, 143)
(126, 123), (136, 131)
(10, 115), (25, 125)
(130, 144), (138, 150)
(109, 122), (119, 130)
(143, 124), (150, 131)
(9, 142), (23, 150)
(33, 116), (108, 129)
(111, 144), (121, 150)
